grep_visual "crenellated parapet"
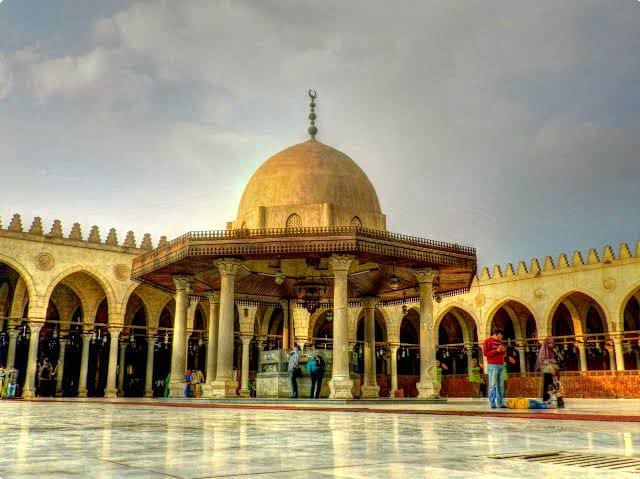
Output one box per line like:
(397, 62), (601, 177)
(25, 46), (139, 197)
(475, 239), (640, 283)
(0, 212), (167, 251)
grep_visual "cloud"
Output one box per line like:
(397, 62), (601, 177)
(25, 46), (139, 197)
(1, 0), (639, 269)
(0, 55), (13, 100)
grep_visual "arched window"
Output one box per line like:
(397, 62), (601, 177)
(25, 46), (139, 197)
(350, 216), (362, 227)
(285, 213), (302, 229)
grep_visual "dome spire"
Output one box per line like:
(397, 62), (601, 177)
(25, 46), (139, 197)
(307, 89), (318, 140)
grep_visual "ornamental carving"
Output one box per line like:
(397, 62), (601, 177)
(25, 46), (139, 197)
(214, 258), (243, 276)
(114, 264), (129, 281)
(603, 277), (616, 291)
(473, 294), (485, 307)
(534, 288), (545, 300)
(328, 254), (354, 272)
(415, 268), (438, 284)
(35, 253), (54, 271)
(173, 275), (194, 292)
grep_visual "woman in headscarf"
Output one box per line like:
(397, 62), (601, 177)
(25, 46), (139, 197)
(535, 337), (561, 402)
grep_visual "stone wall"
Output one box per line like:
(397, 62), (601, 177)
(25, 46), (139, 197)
(440, 372), (640, 399)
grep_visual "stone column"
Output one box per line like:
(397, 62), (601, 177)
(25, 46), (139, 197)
(117, 341), (127, 395)
(184, 332), (192, 373)
(465, 344), (474, 373)
(169, 275), (193, 398)
(517, 347), (527, 373)
(22, 322), (44, 399)
(328, 254), (354, 399)
(203, 292), (220, 397)
(239, 336), (252, 397)
(104, 327), (122, 398)
(415, 268), (438, 399)
(613, 337), (625, 371)
(144, 336), (156, 398)
(281, 300), (290, 350)
(390, 344), (399, 397)
(6, 329), (18, 369)
(78, 332), (92, 397)
(607, 346), (617, 371)
(55, 338), (68, 396)
(211, 259), (242, 398)
(361, 297), (380, 398)
(577, 343), (588, 372)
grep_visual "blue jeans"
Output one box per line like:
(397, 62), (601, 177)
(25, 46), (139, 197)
(528, 399), (549, 409)
(289, 369), (298, 398)
(487, 364), (504, 407)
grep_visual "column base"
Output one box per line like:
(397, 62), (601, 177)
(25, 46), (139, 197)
(144, 390), (153, 399)
(239, 388), (251, 398)
(210, 378), (238, 398)
(329, 377), (354, 399)
(416, 381), (438, 399)
(202, 381), (215, 398)
(168, 380), (187, 398)
(360, 383), (380, 399)
(78, 389), (88, 398)
(22, 389), (35, 399)
(104, 388), (118, 399)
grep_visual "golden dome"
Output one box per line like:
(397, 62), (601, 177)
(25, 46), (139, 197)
(235, 140), (386, 230)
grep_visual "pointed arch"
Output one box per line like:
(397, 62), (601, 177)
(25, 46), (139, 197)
(42, 266), (117, 320)
(0, 254), (36, 305)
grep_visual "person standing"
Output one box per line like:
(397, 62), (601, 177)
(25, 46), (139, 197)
(535, 337), (562, 404)
(308, 354), (325, 399)
(468, 358), (483, 399)
(482, 328), (506, 409)
(287, 345), (301, 399)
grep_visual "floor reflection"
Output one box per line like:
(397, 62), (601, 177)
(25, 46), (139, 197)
(0, 401), (638, 478)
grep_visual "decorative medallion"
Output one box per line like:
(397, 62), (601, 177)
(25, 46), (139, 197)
(114, 264), (130, 281)
(534, 288), (545, 300)
(35, 253), (54, 271)
(603, 277), (616, 291)
(473, 294), (485, 307)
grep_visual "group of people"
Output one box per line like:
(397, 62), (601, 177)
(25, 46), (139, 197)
(0, 368), (19, 398)
(482, 328), (564, 410)
(287, 345), (326, 399)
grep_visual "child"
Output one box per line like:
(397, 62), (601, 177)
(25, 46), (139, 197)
(505, 385), (559, 410)
(468, 358), (483, 398)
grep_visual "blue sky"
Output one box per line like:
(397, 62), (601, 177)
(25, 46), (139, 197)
(0, 0), (638, 269)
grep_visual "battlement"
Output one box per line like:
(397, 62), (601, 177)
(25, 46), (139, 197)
(475, 240), (640, 283)
(0, 213), (168, 251)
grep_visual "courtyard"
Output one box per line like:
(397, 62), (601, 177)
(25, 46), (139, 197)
(0, 399), (639, 478)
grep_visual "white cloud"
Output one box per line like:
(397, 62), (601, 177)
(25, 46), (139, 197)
(0, 55), (13, 100)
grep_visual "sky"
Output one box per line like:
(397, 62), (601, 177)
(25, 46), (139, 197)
(0, 0), (638, 269)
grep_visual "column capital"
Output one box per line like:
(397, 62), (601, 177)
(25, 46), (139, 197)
(108, 326), (123, 337)
(173, 275), (194, 293)
(206, 291), (220, 304)
(328, 254), (354, 273)
(28, 322), (44, 333)
(361, 297), (379, 309)
(279, 299), (290, 310)
(7, 328), (19, 338)
(241, 335), (253, 345)
(146, 336), (157, 345)
(414, 268), (438, 284)
(214, 258), (243, 276)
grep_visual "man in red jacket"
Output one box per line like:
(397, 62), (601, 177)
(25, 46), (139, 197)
(482, 328), (506, 409)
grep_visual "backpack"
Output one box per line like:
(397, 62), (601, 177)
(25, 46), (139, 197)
(306, 359), (319, 375)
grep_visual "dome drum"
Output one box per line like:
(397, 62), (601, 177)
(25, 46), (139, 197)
(232, 203), (386, 231)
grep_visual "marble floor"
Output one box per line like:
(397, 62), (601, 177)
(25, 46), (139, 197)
(0, 400), (639, 478)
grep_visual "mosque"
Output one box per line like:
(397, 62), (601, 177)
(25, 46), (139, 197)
(0, 93), (639, 401)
